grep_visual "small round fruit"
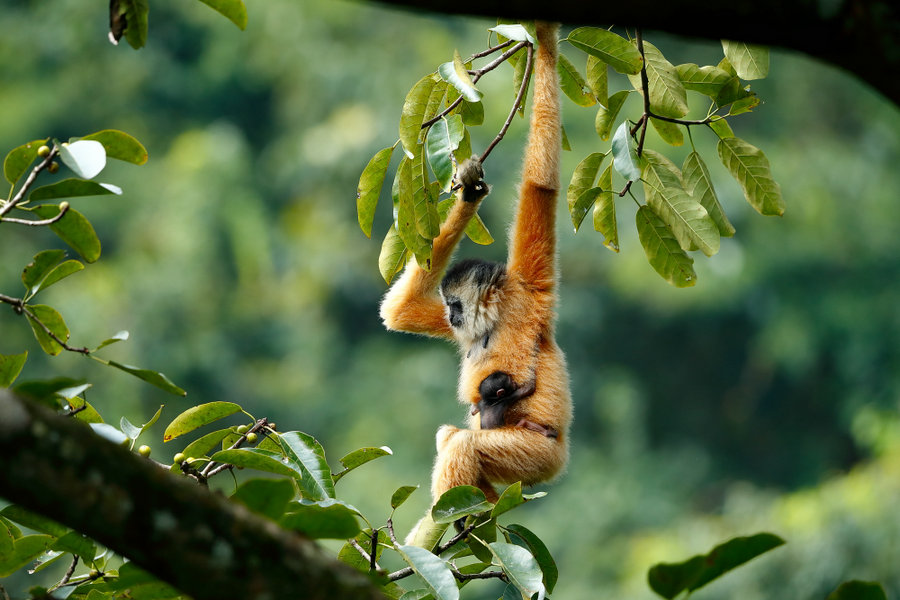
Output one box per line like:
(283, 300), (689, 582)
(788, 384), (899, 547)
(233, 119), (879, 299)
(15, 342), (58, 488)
(246, 432), (258, 443)
(236, 425), (249, 435)
(47, 161), (60, 174)
(37, 145), (51, 158)
(173, 453), (186, 464)
(89, 569), (100, 578)
(138, 445), (151, 457)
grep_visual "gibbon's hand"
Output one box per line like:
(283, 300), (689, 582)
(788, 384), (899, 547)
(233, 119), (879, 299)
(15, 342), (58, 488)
(456, 156), (489, 203)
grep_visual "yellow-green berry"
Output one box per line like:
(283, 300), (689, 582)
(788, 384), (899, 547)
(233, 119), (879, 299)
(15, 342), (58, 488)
(47, 161), (60, 174)
(173, 453), (186, 464)
(236, 425), (249, 435)
(37, 145), (51, 158)
(138, 445), (151, 457)
(246, 432), (258, 443)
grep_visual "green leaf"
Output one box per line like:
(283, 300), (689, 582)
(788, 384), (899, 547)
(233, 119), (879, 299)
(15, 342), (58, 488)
(683, 152), (734, 237)
(0, 506), (68, 537)
(276, 431), (336, 501)
(0, 535), (55, 577)
(122, 0), (149, 49)
(717, 137), (784, 216)
(333, 446), (393, 483)
(0, 352), (27, 388)
(421, 78), (448, 140)
(232, 478), (295, 521)
(68, 397), (103, 424)
(432, 486), (493, 524)
(281, 499), (362, 539)
(648, 532), (784, 599)
(586, 55), (608, 106)
(571, 188), (603, 234)
(465, 212), (493, 245)
(567, 152), (607, 231)
(397, 545), (459, 600)
(52, 531), (96, 564)
(676, 63), (733, 98)
(195, 0), (247, 29)
(378, 224), (410, 284)
(163, 402), (240, 441)
(391, 485), (419, 509)
(650, 117), (684, 146)
(22, 250), (66, 294)
(25, 304), (69, 356)
(4, 139), (46, 185)
(107, 360), (186, 396)
(487, 542), (545, 600)
(80, 129), (149, 165)
(827, 581), (888, 600)
(504, 524), (558, 593)
(438, 50), (482, 103)
(728, 94), (761, 116)
(628, 42), (688, 118)
(557, 54), (595, 107)
(396, 157), (421, 251)
(491, 482), (525, 519)
(211, 447), (301, 477)
(488, 24), (534, 44)
(611, 122), (641, 181)
(13, 377), (82, 409)
(93, 330), (129, 353)
(636, 205), (696, 287)
(709, 117), (734, 139)
(399, 75), (437, 159)
(58, 140), (106, 179)
(512, 46), (531, 117)
(32, 204), (101, 263)
(567, 27), (642, 74)
(0, 519), (14, 557)
(30, 179), (122, 202)
(593, 164), (618, 251)
(721, 41), (769, 80)
(594, 90), (629, 141)
(466, 517), (497, 563)
(339, 529), (389, 573)
(357, 146), (394, 238)
(182, 428), (232, 458)
(426, 115), (465, 192)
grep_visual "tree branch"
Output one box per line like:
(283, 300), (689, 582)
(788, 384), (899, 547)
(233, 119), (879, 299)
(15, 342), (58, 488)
(0, 392), (385, 600)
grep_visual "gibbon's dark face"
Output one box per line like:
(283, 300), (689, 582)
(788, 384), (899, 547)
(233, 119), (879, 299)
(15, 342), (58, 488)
(477, 371), (515, 429)
(440, 259), (506, 339)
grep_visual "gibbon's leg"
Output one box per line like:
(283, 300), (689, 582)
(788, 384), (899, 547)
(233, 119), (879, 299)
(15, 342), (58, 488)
(380, 158), (489, 339)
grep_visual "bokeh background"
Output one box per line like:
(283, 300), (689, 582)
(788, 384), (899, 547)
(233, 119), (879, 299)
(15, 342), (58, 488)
(2, 0), (900, 598)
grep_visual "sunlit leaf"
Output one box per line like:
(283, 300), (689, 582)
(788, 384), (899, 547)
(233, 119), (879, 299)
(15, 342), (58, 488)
(356, 146), (394, 238)
(636, 205), (696, 287)
(586, 55), (608, 106)
(0, 352), (27, 388)
(438, 49), (482, 103)
(717, 137), (784, 216)
(397, 545), (459, 600)
(58, 140), (106, 179)
(489, 24), (534, 44)
(80, 129), (149, 165)
(676, 63), (733, 98)
(567, 152), (607, 231)
(465, 212), (493, 245)
(595, 90), (629, 141)
(504, 524), (558, 593)
(427, 115), (465, 191)
(391, 485), (419, 509)
(728, 94), (761, 116)
(281, 499), (362, 539)
(648, 532), (784, 598)
(432, 486), (493, 524)
(163, 402), (239, 442)
(333, 446), (393, 483)
(721, 41), (769, 80)
(3, 139), (46, 186)
(488, 542), (545, 600)
(421, 78), (448, 142)
(32, 204), (101, 263)
(611, 122), (641, 181)
(195, 0), (247, 30)
(276, 431), (335, 501)
(491, 482), (524, 519)
(567, 27), (642, 74)
(628, 42), (688, 118)
(378, 224), (410, 284)
(650, 117), (684, 146)
(593, 165), (618, 251)
(557, 54), (595, 107)
(683, 151), (734, 237)
(25, 304), (69, 356)
(399, 75), (437, 159)
(107, 360), (186, 396)
(709, 117), (734, 139)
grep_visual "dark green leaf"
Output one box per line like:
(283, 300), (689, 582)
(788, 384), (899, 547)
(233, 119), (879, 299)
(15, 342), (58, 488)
(636, 205), (696, 287)
(22, 250), (66, 294)
(595, 90), (629, 141)
(397, 545), (459, 600)
(567, 28), (642, 74)
(25, 304), (69, 356)
(593, 164), (618, 251)
(557, 54), (595, 106)
(648, 532), (785, 598)
(717, 137), (784, 216)
(432, 486), (493, 524)
(163, 402), (239, 442)
(391, 485), (419, 509)
(281, 500), (362, 539)
(12, 377), (82, 408)
(0, 352), (27, 388)
(107, 360), (186, 396)
(466, 516), (497, 563)
(30, 179), (121, 202)
(491, 482), (524, 519)
(0, 535), (55, 577)
(0, 506), (68, 537)
(52, 531), (96, 563)
(212, 447), (301, 477)
(357, 146), (394, 238)
(232, 478), (295, 520)
(334, 446), (393, 483)
(276, 431), (336, 501)
(32, 204), (101, 263)
(339, 529), (389, 572)
(80, 129), (148, 165)
(827, 581), (887, 600)
(505, 523), (558, 593)
(567, 152), (607, 232)
(195, 0), (247, 30)
(4, 139), (46, 185)
(0, 519), (13, 557)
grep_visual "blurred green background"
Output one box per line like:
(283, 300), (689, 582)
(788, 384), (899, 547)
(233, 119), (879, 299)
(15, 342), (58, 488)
(2, 1), (900, 598)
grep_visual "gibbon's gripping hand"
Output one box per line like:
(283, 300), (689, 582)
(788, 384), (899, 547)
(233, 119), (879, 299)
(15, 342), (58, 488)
(456, 156), (490, 203)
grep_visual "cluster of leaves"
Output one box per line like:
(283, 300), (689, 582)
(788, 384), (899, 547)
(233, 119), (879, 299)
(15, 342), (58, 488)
(357, 23), (784, 287)
(108, 0), (248, 48)
(0, 133), (186, 398)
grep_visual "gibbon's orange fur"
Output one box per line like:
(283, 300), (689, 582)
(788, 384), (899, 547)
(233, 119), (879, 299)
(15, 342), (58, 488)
(380, 22), (570, 504)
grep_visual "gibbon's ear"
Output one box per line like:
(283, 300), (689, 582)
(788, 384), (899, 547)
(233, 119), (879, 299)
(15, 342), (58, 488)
(480, 281), (503, 306)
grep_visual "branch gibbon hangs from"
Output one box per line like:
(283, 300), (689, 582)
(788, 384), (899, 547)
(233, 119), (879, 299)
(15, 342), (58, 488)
(380, 21), (570, 508)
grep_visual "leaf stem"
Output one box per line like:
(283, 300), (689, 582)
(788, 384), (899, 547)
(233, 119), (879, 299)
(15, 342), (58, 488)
(1, 202), (70, 226)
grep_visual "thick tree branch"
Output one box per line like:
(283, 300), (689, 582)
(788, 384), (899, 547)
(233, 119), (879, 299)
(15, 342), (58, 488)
(372, 0), (900, 106)
(0, 391), (385, 600)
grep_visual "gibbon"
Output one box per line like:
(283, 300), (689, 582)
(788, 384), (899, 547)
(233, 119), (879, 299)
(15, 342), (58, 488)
(380, 21), (570, 504)
(475, 371), (557, 438)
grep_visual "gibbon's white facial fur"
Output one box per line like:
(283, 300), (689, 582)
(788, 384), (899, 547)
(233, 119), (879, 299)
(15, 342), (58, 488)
(439, 258), (505, 347)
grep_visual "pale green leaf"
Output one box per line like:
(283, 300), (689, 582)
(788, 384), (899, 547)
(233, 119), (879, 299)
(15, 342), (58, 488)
(676, 63), (733, 98)
(163, 402), (240, 441)
(593, 164), (618, 252)
(721, 41), (769, 80)
(357, 146), (394, 238)
(566, 27), (642, 74)
(636, 205), (696, 287)
(80, 129), (148, 165)
(0, 535), (55, 577)
(557, 54), (595, 107)
(566, 152), (607, 229)
(182, 428), (232, 458)
(650, 117), (684, 146)
(586, 55), (608, 106)
(489, 24), (534, 44)
(709, 117), (735, 139)
(378, 224), (410, 284)
(93, 330), (129, 352)
(438, 50), (482, 103)
(399, 75), (437, 159)
(195, 0), (247, 30)
(397, 545), (459, 600)
(426, 115), (465, 191)
(683, 151), (734, 237)
(717, 137), (784, 216)
(611, 122), (641, 181)
(628, 42), (688, 118)
(595, 90), (629, 141)
(0, 352), (27, 388)
(487, 542), (545, 600)
(504, 524), (558, 593)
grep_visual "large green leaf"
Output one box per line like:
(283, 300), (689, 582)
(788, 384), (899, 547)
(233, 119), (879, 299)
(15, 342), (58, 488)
(52, 531), (97, 564)
(676, 63), (733, 98)
(0, 506), (68, 537)
(276, 431), (335, 501)
(557, 54), (595, 106)
(628, 42), (688, 118)
(232, 478), (295, 521)
(210, 447), (299, 478)
(378, 224), (410, 284)
(3, 139), (45, 185)
(491, 482), (525, 519)
(399, 75), (437, 159)
(566, 28), (642, 74)
(122, 0), (149, 49)
(650, 118), (684, 147)
(465, 213), (493, 245)
(504, 524), (558, 593)
(717, 137), (784, 216)
(426, 115), (465, 192)
(25, 304), (69, 356)
(421, 78), (448, 141)
(32, 204), (101, 263)
(397, 545), (459, 600)
(721, 41), (769, 80)
(195, 0), (247, 29)
(0, 352), (27, 388)
(356, 146), (394, 238)
(593, 164), (618, 252)
(80, 129), (149, 165)
(645, 186), (719, 256)
(636, 205), (696, 287)
(586, 55), (608, 106)
(648, 532), (784, 599)
(0, 535), (55, 577)
(595, 90), (629, 141)
(566, 152), (607, 231)
(163, 402), (240, 441)
(683, 151), (734, 237)
(106, 360), (186, 396)
(281, 499), (362, 539)
(438, 49), (482, 103)
(432, 486), (493, 524)
(181, 428), (233, 458)
(487, 542), (545, 600)
(571, 188), (603, 234)
(611, 122), (641, 181)
(396, 157), (421, 253)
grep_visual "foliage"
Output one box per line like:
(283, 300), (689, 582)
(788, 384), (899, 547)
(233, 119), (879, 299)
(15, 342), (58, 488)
(357, 24), (782, 287)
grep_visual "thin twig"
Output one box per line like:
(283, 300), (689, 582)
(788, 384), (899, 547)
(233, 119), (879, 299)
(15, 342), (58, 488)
(635, 29), (651, 158)
(1, 202), (70, 226)
(58, 556), (79, 587)
(199, 418), (269, 480)
(466, 40), (513, 62)
(480, 42), (533, 163)
(349, 539), (382, 573)
(454, 570), (507, 582)
(388, 566), (414, 582)
(20, 305), (90, 354)
(0, 145), (57, 219)
(369, 530), (379, 572)
(471, 41), (527, 77)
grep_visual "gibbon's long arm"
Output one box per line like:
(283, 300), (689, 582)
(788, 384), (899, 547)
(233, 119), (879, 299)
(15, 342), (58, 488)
(379, 183), (485, 340)
(507, 22), (561, 296)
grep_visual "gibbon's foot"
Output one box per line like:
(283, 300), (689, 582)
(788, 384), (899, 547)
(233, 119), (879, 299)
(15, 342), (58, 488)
(456, 156), (489, 202)
(517, 419), (558, 439)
